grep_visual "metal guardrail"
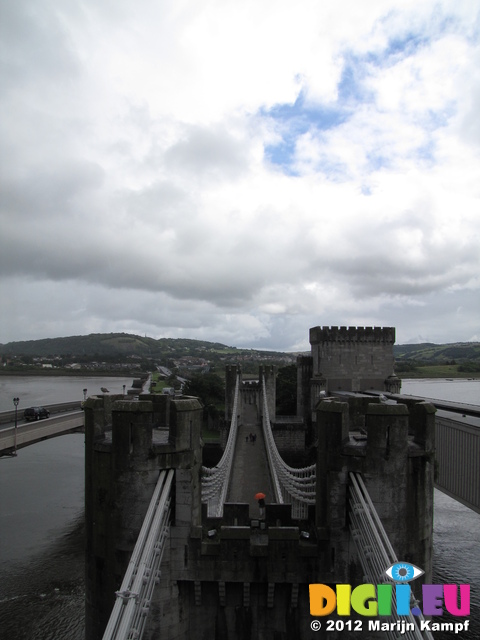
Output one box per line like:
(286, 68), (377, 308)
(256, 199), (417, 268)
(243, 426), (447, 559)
(0, 412), (84, 453)
(348, 472), (434, 640)
(201, 374), (240, 517)
(102, 469), (174, 640)
(435, 412), (480, 514)
(0, 401), (83, 425)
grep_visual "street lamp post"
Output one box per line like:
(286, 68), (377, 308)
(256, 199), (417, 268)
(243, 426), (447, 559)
(13, 397), (19, 456)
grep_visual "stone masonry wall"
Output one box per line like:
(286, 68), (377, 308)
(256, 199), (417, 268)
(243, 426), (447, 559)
(84, 393), (203, 640)
(309, 326), (396, 392)
(315, 398), (435, 596)
(272, 421), (307, 457)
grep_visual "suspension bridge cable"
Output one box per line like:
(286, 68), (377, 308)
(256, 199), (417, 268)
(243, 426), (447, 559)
(201, 373), (240, 517)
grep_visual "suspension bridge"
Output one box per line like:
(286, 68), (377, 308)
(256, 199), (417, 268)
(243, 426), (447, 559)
(1, 325), (475, 638)
(93, 368), (437, 640)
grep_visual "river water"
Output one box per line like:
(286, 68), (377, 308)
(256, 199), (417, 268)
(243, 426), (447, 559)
(0, 376), (135, 640)
(0, 375), (138, 412)
(0, 377), (478, 639)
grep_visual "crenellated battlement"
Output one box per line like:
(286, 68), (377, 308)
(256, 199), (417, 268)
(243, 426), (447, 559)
(310, 325), (396, 344)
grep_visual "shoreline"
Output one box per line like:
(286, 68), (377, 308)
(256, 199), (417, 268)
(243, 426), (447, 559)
(1, 368), (477, 380)
(0, 369), (143, 378)
(398, 373), (477, 380)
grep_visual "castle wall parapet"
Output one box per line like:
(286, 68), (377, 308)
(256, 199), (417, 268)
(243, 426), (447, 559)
(310, 325), (396, 343)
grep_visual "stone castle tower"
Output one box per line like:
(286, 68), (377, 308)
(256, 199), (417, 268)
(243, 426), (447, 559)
(298, 326), (401, 425)
(310, 325), (399, 392)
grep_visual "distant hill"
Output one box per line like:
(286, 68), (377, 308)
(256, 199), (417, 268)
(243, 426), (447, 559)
(393, 342), (480, 363)
(1, 333), (478, 365)
(0, 332), (291, 361)
(0, 333), (159, 357)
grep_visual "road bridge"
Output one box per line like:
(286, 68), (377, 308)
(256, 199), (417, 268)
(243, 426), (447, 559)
(0, 400), (83, 425)
(0, 408), (84, 455)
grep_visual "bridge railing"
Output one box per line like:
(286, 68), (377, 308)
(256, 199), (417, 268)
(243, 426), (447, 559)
(102, 469), (174, 640)
(261, 374), (316, 519)
(435, 412), (480, 514)
(0, 412), (84, 454)
(348, 472), (433, 640)
(201, 373), (240, 517)
(0, 401), (83, 425)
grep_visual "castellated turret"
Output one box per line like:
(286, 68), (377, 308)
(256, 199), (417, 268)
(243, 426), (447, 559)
(309, 325), (398, 393)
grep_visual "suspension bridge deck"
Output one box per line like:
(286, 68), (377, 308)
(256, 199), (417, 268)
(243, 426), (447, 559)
(226, 404), (274, 517)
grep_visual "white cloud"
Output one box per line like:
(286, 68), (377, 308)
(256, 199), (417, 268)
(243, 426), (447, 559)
(1, 0), (479, 350)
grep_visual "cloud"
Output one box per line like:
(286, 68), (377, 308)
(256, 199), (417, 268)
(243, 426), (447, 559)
(1, 0), (479, 350)
(164, 123), (250, 180)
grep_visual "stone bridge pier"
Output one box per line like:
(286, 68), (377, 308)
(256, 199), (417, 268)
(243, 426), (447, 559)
(84, 393), (203, 640)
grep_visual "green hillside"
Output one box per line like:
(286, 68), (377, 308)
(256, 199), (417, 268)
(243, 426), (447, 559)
(0, 332), (296, 374)
(0, 333), (239, 358)
(393, 342), (480, 363)
(393, 341), (480, 376)
(1, 333), (479, 377)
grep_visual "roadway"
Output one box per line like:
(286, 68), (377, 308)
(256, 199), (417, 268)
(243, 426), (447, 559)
(227, 403), (274, 517)
(0, 401), (83, 425)
(0, 410), (85, 455)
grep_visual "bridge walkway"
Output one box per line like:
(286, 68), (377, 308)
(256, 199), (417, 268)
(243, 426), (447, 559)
(226, 403), (274, 518)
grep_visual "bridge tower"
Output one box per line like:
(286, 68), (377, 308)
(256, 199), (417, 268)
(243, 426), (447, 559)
(309, 325), (398, 393)
(260, 364), (276, 421)
(296, 355), (312, 421)
(315, 398), (435, 587)
(84, 392), (203, 640)
(225, 364), (241, 422)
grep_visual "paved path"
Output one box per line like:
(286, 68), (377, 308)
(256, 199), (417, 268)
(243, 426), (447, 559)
(226, 403), (274, 518)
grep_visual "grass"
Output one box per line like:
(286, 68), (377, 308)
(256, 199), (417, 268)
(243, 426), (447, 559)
(150, 372), (168, 392)
(202, 429), (221, 443)
(398, 365), (478, 379)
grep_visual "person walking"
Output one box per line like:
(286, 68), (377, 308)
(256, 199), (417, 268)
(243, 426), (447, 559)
(255, 492), (266, 518)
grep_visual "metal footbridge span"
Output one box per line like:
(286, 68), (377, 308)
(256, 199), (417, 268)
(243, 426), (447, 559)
(201, 373), (316, 519)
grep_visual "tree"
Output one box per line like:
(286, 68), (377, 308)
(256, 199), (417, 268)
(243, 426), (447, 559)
(276, 364), (297, 416)
(183, 373), (225, 415)
(458, 361), (480, 373)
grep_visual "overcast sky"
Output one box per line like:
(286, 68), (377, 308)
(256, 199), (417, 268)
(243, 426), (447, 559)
(1, 0), (479, 351)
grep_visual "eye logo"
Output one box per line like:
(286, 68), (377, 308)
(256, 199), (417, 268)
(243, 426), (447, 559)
(385, 562), (424, 583)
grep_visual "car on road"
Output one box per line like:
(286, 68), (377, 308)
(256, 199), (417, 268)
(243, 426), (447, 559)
(23, 406), (50, 421)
